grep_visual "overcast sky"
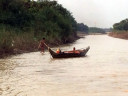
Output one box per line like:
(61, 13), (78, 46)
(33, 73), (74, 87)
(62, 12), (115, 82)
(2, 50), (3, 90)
(56, 0), (128, 28)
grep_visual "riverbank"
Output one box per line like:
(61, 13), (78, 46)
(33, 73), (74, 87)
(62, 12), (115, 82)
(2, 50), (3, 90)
(89, 33), (106, 35)
(109, 31), (128, 40)
(77, 31), (87, 38)
(0, 32), (84, 59)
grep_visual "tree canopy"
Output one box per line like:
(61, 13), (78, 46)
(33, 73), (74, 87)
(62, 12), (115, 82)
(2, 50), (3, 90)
(0, 0), (77, 41)
(113, 18), (128, 31)
(77, 23), (89, 34)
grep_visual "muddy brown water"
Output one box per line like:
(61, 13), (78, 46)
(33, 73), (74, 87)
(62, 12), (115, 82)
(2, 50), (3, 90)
(1, 35), (128, 96)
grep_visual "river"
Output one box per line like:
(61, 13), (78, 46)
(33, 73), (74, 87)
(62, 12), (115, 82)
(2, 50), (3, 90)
(0, 35), (128, 96)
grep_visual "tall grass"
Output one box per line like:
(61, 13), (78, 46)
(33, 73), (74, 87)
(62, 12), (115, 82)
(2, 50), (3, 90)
(0, 25), (39, 57)
(13, 31), (38, 51)
(0, 25), (13, 55)
(109, 30), (128, 39)
(0, 25), (76, 57)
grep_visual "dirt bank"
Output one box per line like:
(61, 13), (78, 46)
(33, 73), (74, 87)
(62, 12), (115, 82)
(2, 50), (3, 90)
(77, 31), (87, 38)
(109, 32), (128, 40)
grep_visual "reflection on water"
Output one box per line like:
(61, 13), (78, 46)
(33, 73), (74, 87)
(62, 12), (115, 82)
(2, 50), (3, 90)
(1, 35), (128, 96)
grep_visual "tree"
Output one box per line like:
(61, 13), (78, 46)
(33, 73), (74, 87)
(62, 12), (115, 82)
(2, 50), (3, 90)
(77, 23), (89, 33)
(113, 18), (128, 31)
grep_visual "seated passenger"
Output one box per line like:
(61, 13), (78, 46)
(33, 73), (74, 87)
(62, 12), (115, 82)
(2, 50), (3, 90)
(56, 48), (61, 54)
(73, 47), (80, 54)
(73, 47), (75, 53)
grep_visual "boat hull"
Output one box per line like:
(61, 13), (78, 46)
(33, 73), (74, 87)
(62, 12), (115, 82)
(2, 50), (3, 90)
(48, 46), (90, 58)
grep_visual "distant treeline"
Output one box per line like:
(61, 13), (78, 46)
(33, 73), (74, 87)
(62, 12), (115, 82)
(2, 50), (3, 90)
(77, 23), (89, 34)
(0, 0), (77, 56)
(77, 23), (110, 34)
(89, 27), (106, 34)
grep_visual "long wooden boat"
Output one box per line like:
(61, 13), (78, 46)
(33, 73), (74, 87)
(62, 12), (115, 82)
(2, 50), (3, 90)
(48, 46), (90, 58)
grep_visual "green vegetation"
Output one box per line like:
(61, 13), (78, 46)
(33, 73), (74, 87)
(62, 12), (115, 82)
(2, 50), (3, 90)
(77, 23), (89, 34)
(109, 18), (128, 39)
(0, 0), (77, 57)
(89, 27), (106, 34)
(113, 19), (128, 31)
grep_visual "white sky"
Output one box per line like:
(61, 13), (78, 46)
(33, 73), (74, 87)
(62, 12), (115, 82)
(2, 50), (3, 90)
(56, 0), (128, 28)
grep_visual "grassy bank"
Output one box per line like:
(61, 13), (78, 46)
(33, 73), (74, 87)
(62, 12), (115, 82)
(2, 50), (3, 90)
(0, 26), (78, 58)
(109, 30), (128, 40)
(0, 35), (79, 58)
(0, 0), (78, 58)
(0, 25), (37, 58)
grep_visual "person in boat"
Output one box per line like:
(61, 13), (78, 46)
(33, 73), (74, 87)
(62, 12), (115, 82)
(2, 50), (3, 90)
(73, 47), (75, 53)
(38, 38), (46, 53)
(56, 48), (61, 54)
(73, 47), (80, 54)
